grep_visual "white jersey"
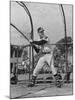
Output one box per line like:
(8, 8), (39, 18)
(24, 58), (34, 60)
(39, 35), (51, 53)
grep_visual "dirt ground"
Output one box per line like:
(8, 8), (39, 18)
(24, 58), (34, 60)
(10, 74), (73, 99)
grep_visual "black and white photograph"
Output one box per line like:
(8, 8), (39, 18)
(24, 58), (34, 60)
(10, 1), (73, 99)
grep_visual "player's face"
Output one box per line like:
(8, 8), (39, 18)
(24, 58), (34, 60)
(38, 32), (44, 38)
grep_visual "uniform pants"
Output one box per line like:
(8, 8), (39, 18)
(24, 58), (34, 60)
(33, 53), (57, 77)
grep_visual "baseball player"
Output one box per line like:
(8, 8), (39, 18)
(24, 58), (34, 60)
(28, 27), (62, 88)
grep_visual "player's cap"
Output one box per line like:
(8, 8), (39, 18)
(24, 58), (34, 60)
(37, 27), (44, 33)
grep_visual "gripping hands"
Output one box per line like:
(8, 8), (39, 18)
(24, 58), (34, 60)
(29, 39), (33, 44)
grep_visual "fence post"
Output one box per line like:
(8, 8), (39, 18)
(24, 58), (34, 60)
(12, 49), (15, 75)
(16, 46), (18, 80)
(29, 45), (31, 81)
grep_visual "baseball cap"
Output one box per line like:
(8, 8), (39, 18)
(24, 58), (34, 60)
(37, 27), (44, 33)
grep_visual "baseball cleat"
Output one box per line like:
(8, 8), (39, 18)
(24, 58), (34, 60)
(55, 80), (62, 88)
(54, 74), (62, 88)
(10, 75), (17, 84)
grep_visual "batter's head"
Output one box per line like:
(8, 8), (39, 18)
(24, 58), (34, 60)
(37, 27), (44, 33)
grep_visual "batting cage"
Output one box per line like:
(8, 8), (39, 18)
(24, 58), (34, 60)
(10, 1), (73, 98)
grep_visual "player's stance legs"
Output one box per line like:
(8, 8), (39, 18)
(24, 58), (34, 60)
(28, 54), (62, 87)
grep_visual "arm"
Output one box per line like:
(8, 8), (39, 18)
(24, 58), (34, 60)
(32, 45), (40, 53)
(32, 39), (47, 45)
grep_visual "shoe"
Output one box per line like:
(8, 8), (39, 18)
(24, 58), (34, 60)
(54, 74), (62, 88)
(64, 72), (71, 83)
(55, 80), (62, 88)
(10, 75), (17, 84)
(28, 76), (36, 87)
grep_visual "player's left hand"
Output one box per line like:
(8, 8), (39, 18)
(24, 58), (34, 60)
(29, 39), (33, 43)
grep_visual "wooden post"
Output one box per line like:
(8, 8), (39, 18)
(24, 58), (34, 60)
(12, 49), (15, 75)
(29, 45), (31, 81)
(16, 46), (18, 79)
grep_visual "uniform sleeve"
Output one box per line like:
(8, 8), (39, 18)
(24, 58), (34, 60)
(32, 37), (48, 45)
(32, 45), (40, 53)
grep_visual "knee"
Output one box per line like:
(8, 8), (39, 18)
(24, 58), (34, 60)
(39, 57), (44, 63)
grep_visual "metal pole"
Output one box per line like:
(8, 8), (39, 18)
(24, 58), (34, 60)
(60, 4), (68, 74)
(16, 1), (34, 79)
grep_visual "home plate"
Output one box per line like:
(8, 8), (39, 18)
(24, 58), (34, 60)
(34, 90), (47, 95)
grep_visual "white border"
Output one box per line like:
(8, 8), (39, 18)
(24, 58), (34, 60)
(0, 0), (74, 100)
